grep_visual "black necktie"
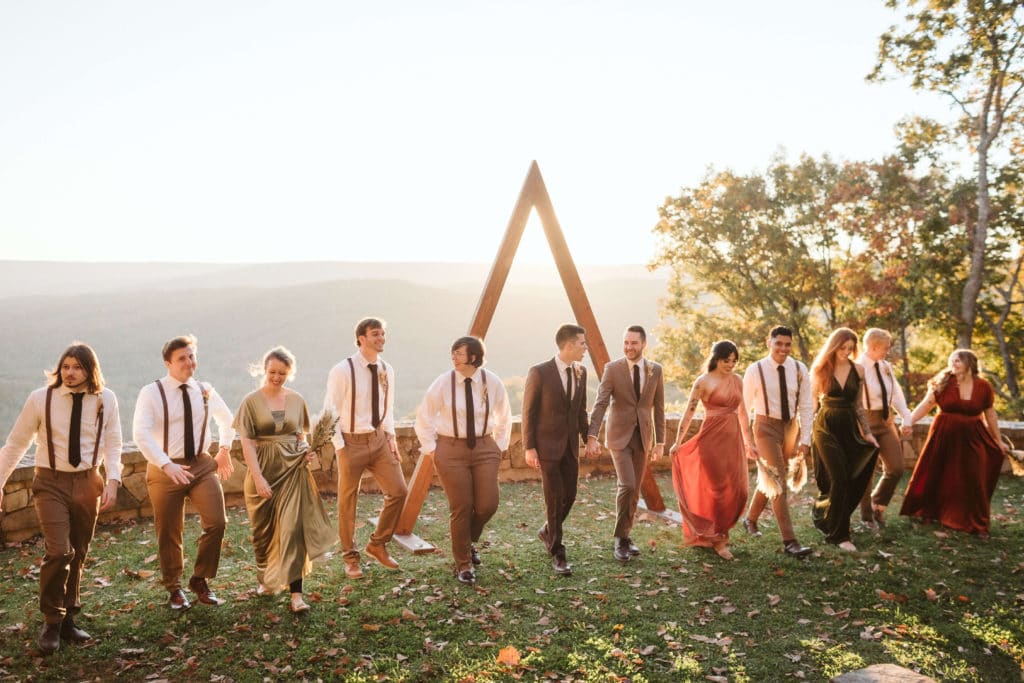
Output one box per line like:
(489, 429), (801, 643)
(633, 363), (641, 400)
(181, 384), (196, 459)
(565, 367), (573, 406)
(68, 392), (84, 467)
(876, 362), (889, 420)
(464, 377), (476, 449)
(778, 365), (791, 422)
(369, 363), (381, 428)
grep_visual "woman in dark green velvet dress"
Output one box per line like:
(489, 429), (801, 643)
(809, 328), (879, 552)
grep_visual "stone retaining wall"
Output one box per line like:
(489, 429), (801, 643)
(2, 417), (1022, 544)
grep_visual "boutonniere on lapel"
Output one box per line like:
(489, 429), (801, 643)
(573, 364), (583, 383)
(200, 384), (210, 408)
(645, 362), (655, 383)
(378, 366), (389, 394)
(882, 364), (893, 379)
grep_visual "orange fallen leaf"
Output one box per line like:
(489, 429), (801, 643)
(924, 588), (938, 601)
(496, 645), (521, 666)
(362, 624), (381, 632)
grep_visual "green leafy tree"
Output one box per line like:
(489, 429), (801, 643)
(869, 0), (1024, 348)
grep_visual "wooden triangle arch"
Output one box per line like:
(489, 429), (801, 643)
(387, 161), (671, 555)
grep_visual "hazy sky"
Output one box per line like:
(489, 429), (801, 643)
(0, 1), (950, 265)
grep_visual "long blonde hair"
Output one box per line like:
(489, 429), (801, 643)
(810, 327), (859, 397)
(930, 349), (979, 396)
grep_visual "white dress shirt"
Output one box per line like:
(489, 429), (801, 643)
(554, 356), (578, 395)
(132, 375), (235, 468)
(414, 368), (513, 454)
(626, 358), (646, 394)
(0, 385), (123, 485)
(742, 356), (814, 447)
(324, 352), (397, 449)
(855, 357), (912, 424)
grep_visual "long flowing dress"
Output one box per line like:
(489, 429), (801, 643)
(671, 374), (748, 546)
(900, 377), (1004, 535)
(811, 370), (879, 544)
(234, 391), (336, 590)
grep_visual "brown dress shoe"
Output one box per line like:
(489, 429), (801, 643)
(742, 518), (762, 537)
(613, 538), (631, 562)
(344, 560), (364, 579)
(783, 540), (813, 558)
(168, 588), (192, 610)
(188, 576), (225, 606)
(364, 542), (399, 570)
(60, 617), (92, 643)
(552, 555), (572, 576)
(470, 545), (482, 566)
(455, 567), (476, 585)
(37, 622), (61, 654)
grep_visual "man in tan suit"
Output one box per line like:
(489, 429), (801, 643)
(586, 326), (665, 561)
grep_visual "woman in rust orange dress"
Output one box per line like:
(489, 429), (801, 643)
(670, 341), (758, 560)
(900, 350), (1010, 536)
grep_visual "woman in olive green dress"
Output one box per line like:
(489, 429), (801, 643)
(235, 347), (336, 613)
(809, 328), (879, 553)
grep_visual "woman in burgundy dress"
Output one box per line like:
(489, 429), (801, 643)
(900, 350), (1011, 536)
(670, 341), (758, 560)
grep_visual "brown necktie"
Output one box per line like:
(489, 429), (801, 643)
(369, 363), (381, 428)
(464, 377), (476, 449)
(875, 362), (889, 420)
(778, 365), (791, 422)
(181, 384), (196, 459)
(68, 392), (84, 467)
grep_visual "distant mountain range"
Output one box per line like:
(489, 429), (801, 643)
(0, 261), (679, 440)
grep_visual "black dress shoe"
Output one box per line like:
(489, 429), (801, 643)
(742, 518), (762, 537)
(188, 576), (225, 606)
(625, 538), (641, 556)
(552, 556), (572, 576)
(613, 539), (631, 562)
(783, 540), (813, 558)
(60, 617), (92, 643)
(37, 622), (61, 654)
(455, 568), (476, 585)
(168, 588), (192, 610)
(470, 545), (482, 566)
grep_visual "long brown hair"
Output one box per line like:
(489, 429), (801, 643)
(930, 349), (980, 396)
(810, 328), (858, 397)
(45, 342), (105, 393)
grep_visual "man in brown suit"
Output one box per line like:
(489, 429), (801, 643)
(586, 326), (665, 561)
(522, 323), (590, 576)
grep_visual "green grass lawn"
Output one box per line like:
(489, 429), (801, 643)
(1, 472), (1022, 682)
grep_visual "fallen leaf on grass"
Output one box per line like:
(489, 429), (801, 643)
(496, 645), (521, 666)
(123, 568), (155, 580)
(362, 624), (381, 632)
(875, 589), (908, 604)
(767, 594), (781, 606)
(924, 588), (939, 601)
(401, 609), (419, 621)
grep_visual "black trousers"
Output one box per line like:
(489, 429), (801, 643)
(539, 445), (579, 559)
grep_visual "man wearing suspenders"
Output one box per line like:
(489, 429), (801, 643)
(324, 317), (408, 579)
(133, 335), (235, 610)
(414, 336), (513, 584)
(0, 343), (123, 653)
(741, 326), (814, 558)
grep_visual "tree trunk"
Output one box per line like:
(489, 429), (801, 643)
(959, 134), (992, 349)
(898, 324), (913, 401)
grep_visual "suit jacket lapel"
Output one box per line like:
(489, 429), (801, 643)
(638, 361), (657, 403)
(546, 359), (568, 402)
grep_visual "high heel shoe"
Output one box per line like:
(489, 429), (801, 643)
(712, 542), (735, 561)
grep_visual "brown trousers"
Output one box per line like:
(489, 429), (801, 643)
(538, 445), (579, 560)
(32, 467), (103, 624)
(859, 410), (905, 517)
(146, 453), (226, 591)
(746, 416), (800, 542)
(433, 435), (501, 570)
(336, 429), (408, 561)
(610, 426), (646, 540)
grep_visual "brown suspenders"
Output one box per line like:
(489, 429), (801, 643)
(449, 370), (489, 439)
(755, 359), (803, 421)
(346, 357), (390, 433)
(44, 387), (104, 469)
(154, 379), (210, 456)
